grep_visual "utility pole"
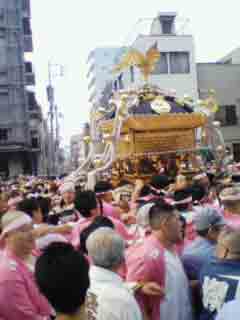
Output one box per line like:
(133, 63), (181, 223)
(47, 62), (64, 176)
(47, 62), (55, 176)
(55, 103), (60, 176)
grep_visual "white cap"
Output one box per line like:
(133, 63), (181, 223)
(59, 182), (75, 195)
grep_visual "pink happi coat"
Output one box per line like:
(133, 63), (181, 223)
(0, 249), (52, 320)
(224, 211), (240, 229)
(102, 201), (121, 220)
(126, 234), (165, 320)
(71, 216), (134, 248)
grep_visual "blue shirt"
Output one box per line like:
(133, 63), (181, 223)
(182, 237), (216, 280)
(199, 259), (240, 320)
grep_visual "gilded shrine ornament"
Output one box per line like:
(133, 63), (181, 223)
(151, 96), (171, 114)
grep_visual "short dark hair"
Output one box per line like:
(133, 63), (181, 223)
(94, 181), (113, 194)
(80, 216), (114, 254)
(191, 185), (207, 203)
(149, 200), (176, 230)
(197, 229), (209, 238)
(17, 198), (40, 218)
(38, 197), (51, 222)
(35, 243), (89, 315)
(74, 191), (97, 218)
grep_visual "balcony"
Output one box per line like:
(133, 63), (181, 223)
(0, 139), (27, 152)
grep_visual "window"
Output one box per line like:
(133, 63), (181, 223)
(28, 91), (37, 108)
(0, 28), (5, 39)
(215, 105), (238, 126)
(0, 128), (11, 141)
(233, 143), (240, 162)
(0, 9), (4, 21)
(30, 130), (39, 148)
(22, 18), (31, 35)
(31, 137), (39, 148)
(169, 52), (190, 74)
(22, 0), (30, 12)
(226, 105), (237, 125)
(215, 107), (225, 124)
(130, 66), (135, 83)
(152, 52), (168, 74)
(160, 16), (175, 34)
(161, 21), (172, 34)
(25, 62), (33, 73)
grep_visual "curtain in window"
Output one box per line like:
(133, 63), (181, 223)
(170, 52), (190, 74)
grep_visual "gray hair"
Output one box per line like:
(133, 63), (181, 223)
(86, 227), (125, 269)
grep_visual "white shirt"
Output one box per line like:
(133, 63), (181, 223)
(216, 300), (240, 319)
(160, 251), (193, 320)
(86, 265), (142, 320)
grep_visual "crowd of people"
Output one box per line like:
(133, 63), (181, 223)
(1, 165), (240, 319)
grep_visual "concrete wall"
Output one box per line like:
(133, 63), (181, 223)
(87, 47), (125, 103)
(197, 63), (240, 144)
(9, 154), (24, 177)
(219, 48), (240, 64)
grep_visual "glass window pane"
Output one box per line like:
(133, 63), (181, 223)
(152, 52), (168, 74)
(170, 52), (190, 74)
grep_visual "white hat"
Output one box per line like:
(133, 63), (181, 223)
(0, 211), (32, 246)
(59, 182), (75, 195)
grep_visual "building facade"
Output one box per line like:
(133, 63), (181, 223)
(87, 47), (126, 105)
(0, 0), (44, 178)
(86, 12), (240, 161)
(197, 62), (240, 161)
(112, 12), (199, 100)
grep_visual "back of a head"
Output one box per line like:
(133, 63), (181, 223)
(35, 242), (89, 315)
(194, 206), (225, 238)
(37, 197), (51, 223)
(74, 190), (97, 218)
(218, 229), (240, 259)
(148, 200), (176, 230)
(150, 174), (170, 191)
(86, 227), (125, 270)
(220, 187), (240, 211)
(94, 181), (113, 195)
(174, 188), (192, 212)
(17, 198), (40, 218)
(191, 185), (207, 204)
(80, 216), (114, 254)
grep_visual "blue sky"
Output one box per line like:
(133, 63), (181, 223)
(31, 0), (240, 144)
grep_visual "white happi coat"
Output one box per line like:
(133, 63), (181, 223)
(86, 265), (142, 320)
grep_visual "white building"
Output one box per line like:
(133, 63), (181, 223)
(112, 12), (198, 100)
(87, 47), (126, 104)
(218, 47), (240, 64)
